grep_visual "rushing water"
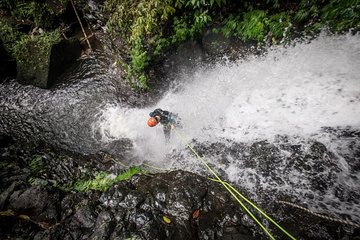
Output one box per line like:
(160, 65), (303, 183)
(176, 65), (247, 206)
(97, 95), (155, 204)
(95, 33), (360, 223)
(1, 33), (360, 224)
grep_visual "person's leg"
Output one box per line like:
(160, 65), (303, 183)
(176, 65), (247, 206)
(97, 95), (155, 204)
(163, 124), (171, 142)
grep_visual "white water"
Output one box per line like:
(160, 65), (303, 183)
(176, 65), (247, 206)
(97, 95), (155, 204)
(94, 33), (360, 222)
(95, 33), (360, 158)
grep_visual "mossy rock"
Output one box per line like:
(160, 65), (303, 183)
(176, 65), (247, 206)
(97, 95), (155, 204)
(15, 32), (82, 88)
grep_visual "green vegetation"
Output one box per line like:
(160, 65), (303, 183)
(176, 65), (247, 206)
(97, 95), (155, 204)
(101, 0), (359, 90)
(321, 0), (360, 32)
(0, 0), (67, 27)
(221, 11), (270, 42)
(0, 0), (65, 79)
(29, 155), (45, 173)
(102, 0), (224, 89)
(61, 167), (144, 192)
(1, 0), (359, 89)
(0, 20), (22, 54)
(13, 31), (61, 65)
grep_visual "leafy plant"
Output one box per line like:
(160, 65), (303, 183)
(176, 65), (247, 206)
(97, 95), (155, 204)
(3, 0), (60, 28)
(320, 0), (360, 32)
(30, 155), (44, 173)
(192, 9), (212, 34)
(171, 17), (191, 43)
(103, 0), (218, 90)
(294, 0), (321, 22)
(0, 20), (23, 54)
(74, 167), (144, 192)
(268, 12), (292, 40)
(222, 11), (269, 41)
(238, 10), (267, 41)
(221, 14), (241, 37)
(174, 0), (226, 9)
(103, 0), (177, 89)
(0, 0), (13, 9)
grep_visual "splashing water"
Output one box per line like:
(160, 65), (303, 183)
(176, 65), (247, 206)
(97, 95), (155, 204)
(95, 33), (360, 223)
(96, 33), (360, 159)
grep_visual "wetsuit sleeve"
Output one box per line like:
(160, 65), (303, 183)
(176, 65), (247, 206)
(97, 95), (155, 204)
(150, 109), (161, 117)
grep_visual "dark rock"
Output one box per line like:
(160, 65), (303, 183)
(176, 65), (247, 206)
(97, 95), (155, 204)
(8, 186), (59, 223)
(99, 182), (129, 208)
(1, 133), (359, 239)
(89, 210), (115, 239)
(47, 38), (82, 87)
(73, 205), (97, 228)
(118, 190), (145, 209)
(0, 182), (17, 210)
(202, 29), (258, 60)
(0, 41), (16, 81)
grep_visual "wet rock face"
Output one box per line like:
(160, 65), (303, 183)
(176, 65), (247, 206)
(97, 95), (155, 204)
(1, 136), (360, 240)
(0, 170), (256, 239)
(8, 186), (59, 223)
(93, 171), (256, 240)
(0, 141), (256, 239)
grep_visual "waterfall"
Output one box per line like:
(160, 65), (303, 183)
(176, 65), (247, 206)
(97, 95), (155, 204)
(95, 33), (360, 222)
(1, 32), (359, 223)
(97, 33), (359, 159)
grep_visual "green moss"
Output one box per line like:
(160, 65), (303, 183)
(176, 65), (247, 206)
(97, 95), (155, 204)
(13, 30), (61, 64)
(0, 20), (23, 55)
(116, 166), (144, 181)
(13, 30), (61, 86)
(73, 167), (144, 192)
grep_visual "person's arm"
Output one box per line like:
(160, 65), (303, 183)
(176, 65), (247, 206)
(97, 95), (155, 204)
(150, 109), (163, 116)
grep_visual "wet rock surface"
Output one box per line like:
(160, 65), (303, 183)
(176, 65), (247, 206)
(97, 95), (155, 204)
(1, 136), (360, 239)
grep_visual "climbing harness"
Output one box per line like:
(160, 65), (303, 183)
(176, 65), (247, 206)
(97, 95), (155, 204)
(172, 127), (297, 240)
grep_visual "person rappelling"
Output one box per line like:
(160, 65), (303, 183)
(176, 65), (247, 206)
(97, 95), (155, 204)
(147, 108), (181, 141)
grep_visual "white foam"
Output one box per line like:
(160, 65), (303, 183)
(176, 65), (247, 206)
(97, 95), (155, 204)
(95, 33), (360, 158)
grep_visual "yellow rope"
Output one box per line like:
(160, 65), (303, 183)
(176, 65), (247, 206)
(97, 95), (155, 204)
(172, 127), (278, 240)
(210, 179), (296, 240)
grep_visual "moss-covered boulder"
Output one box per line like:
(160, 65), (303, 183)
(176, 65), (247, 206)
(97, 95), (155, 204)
(15, 32), (81, 88)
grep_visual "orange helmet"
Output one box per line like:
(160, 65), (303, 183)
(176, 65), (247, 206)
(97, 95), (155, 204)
(147, 117), (158, 127)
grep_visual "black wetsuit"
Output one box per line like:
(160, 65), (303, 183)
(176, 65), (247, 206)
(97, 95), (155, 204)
(149, 108), (180, 141)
